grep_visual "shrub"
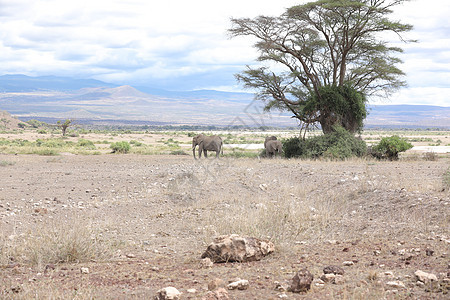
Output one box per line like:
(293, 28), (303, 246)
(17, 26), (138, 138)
(283, 127), (366, 159)
(170, 150), (188, 155)
(110, 141), (130, 153)
(130, 140), (143, 146)
(77, 139), (96, 150)
(283, 137), (306, 158)
(371, 135), (413, 160)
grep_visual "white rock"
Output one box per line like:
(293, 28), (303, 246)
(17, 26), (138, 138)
(386, 281), (406, 289)
(342, 261), (354, 266)
(154, 287), (181, 300)
(80, 267), (89, 274)
(415, 270), (438, 283)
(259, 184), (268, 191)
(227, 279), (249, 290)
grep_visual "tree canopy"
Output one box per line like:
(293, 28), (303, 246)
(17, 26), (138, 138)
(230, 0), (413, 133)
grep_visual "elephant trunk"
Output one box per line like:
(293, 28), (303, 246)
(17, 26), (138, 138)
(192, 142), (197, 159)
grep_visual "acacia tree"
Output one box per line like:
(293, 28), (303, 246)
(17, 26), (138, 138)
(57, 119), (72, 136)
(230, 0), (413, 134)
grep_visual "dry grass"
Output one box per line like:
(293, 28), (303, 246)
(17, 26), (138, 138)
(0, 218), (115, 268)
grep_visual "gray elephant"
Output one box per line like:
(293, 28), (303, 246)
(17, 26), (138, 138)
(192, 134), (223, 159)
(265, 139), (283, 157)
(264, 136), (277, 149)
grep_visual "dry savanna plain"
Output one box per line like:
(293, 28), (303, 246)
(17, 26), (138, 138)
(0, 126), (449, 299)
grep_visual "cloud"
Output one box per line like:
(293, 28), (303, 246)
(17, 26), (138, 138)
(0, 0), (448, 106)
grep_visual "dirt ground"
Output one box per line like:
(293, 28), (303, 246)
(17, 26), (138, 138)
(0, 153), (449, 299)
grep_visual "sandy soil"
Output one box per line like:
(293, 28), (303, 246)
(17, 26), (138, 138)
(1, 153), (449, 299)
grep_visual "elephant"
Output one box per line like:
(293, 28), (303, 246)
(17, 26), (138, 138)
(265, 139), (283, 158)
(264, 136), (277, 149)
(192, 134), (223, 159)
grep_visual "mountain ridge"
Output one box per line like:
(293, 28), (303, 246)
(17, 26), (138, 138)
(0, 74), (448, 128)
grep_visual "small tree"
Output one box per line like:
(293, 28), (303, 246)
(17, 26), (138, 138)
(57, 119), (72, 136)
(371, 136), (413, 160)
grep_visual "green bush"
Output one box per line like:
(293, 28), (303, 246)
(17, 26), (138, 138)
(130, 140), (143, 146)
(371, 135), (413, 160)
(283, 127), (367, 159)
(77, 139), (96, 150)
(110, 141), (130, 153)
(283, 137), (306, 158)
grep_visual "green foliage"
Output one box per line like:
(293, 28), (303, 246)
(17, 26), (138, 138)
(77, 139), (96, 150)
(283, 127), (367, 159)
(27, 119), (45, 128)
(110, 141), (131, 153)
(37, 129), (47, 134)
(224, 149), (258, 158)
(57, 119), (72, 136)
(371, 135), (413, 160)
(306, 85), (368, 133)
(283, 137), (306, 158)
(170, 150), (188, 155)
(230, 0), (412, 134)
(129, 140), (143, 146)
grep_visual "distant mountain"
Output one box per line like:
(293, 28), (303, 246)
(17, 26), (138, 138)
(0, 74), (448, 128)
(366, 105), (450, 128)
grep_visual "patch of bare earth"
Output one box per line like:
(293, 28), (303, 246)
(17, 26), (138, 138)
(1, 154), (449, 299)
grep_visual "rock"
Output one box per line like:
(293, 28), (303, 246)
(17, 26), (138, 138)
(342, 261), (354, 266)
(208, 278), (225, 291)
(11, 286), (22, 293)
(323, 265), (344, 275)
(386, 281), (406, 289)
(227, 279), (249, 290)
(274, 281), (288, 292)
(289, 268), (313, 293)
(320, 273), (336, 283)
(416, 281), (425, 288)
(80, 267), (89, 274)
(415, 270), (438, 283)
(334, 275), (345, 285)
(320, 274), (344, 285)
(187, 289), (197, 294)
(202, 288), (230, 300)
(200, 257), (214, 268)
(201, 234), (275, 263)
(154, 287), (181, 300)
(314, 278), (325, 287)
(426, 248), (434, 256)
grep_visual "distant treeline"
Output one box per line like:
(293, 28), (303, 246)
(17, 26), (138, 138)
(19, 116), (449, 132)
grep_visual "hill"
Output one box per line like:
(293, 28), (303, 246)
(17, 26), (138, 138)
(0, 74), (448, 128)
(0, 110), (25, 130)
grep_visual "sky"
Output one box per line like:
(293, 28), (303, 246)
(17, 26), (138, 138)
(0, 0), (449, 106)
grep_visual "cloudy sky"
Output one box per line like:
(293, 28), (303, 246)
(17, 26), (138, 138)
(0, 0), (449, 106)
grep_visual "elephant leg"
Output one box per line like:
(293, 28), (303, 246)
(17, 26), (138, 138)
(204, 150), (208, 158)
